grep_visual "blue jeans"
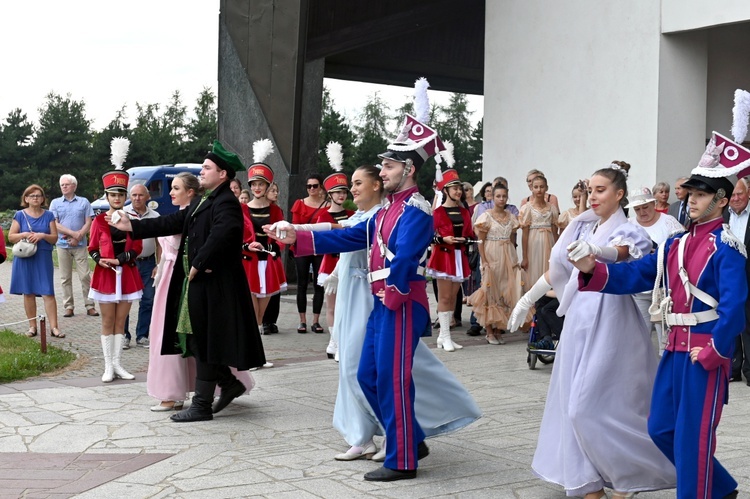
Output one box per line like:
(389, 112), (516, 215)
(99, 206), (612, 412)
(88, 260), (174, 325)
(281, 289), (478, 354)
(125, 256), (156, 341)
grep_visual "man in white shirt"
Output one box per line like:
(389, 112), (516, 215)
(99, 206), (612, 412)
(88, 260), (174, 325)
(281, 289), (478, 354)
(725, 177), (750, 385)
(123, 184), (160, 349)
(50, 174), (98, 318)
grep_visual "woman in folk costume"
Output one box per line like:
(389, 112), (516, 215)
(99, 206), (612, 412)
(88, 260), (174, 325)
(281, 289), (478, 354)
(508, 163), (676, 498)
(147, 172), (255, 411)
(316, 143), (355, 358)
(242, 139), (287, 327)
(426, 166), (475, 352)
(89, 138), (144, 383)
(519, 174), (559, 291)
(468, 183), (524, 344)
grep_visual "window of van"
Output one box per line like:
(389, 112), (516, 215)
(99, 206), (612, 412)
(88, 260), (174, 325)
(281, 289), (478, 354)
(148, 180), (163, 199)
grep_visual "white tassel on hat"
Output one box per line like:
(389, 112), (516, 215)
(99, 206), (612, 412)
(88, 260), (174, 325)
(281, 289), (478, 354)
(110, 137), (130, 170)
(414, 77), (431, 124)
(253, 138), (274, 164)
(326, 142), (344, 172)
(731, 89), (750, 144)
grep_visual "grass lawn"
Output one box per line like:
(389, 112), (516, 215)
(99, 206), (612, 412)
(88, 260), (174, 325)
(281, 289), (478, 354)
(6, 247), (96, 271)
(0, 329), (77, 383)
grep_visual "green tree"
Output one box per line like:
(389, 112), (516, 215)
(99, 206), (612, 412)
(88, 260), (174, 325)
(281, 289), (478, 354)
(129, 90), (188, 166)
(465, 118), (483, 181)
(88, 107), (132, 199)
(352, 92), (389, 169)
(318, 87), (355, 175)
(184, 87), (217, 161)
(435, 93), (478, 184)
(0, 108), (36, 209)
(33, 92), (94, 199)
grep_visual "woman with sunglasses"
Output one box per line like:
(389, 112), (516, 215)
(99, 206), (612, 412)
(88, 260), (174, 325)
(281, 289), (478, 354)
(290, 173), (328, 333)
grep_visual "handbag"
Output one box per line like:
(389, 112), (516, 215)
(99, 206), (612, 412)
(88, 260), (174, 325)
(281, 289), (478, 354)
(12, 211), (38, 258)
(13, 239), (37, 258)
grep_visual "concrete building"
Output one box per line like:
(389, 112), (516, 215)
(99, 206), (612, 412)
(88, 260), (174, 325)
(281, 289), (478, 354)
(217, 1), (750, 214)
(485, 1), (750, 208)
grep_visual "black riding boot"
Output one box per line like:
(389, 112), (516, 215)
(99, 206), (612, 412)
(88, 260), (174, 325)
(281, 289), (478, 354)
(171, 379), (215, 422)
(212, 377), (246, 414)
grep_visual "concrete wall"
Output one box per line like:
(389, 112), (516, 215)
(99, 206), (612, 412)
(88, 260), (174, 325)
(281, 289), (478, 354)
(662, 0), (750, 33)
(706, 24), (750, 138)
(484, 1), (662, 211)
(655, 31), (708, 184)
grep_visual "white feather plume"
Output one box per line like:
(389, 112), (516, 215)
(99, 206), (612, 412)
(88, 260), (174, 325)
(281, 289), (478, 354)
(110, 137), (130, 170)
(414, 77), (430, 124)
(441, 141), (455, 167)
(732, 89), (750, 143)
(325, 142), (344, 172)
(253, 138), (274, 164)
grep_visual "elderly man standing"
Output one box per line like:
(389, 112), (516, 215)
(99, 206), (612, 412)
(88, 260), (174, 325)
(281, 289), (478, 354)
(123, 184), (160, 349)
(725, 177), (750, 385)
(668, 176), (691, 227)
(51, 174), (98, 318)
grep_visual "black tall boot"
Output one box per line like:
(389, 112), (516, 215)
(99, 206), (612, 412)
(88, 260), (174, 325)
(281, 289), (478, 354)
(213, 376), (246, 414)
(171, 379), (215, 422)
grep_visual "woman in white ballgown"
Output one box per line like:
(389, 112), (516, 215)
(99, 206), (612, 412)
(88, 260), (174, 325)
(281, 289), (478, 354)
(509, 162), (676, 498)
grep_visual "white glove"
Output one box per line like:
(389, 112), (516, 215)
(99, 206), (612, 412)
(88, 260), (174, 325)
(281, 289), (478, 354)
(110, 210), (129, 224)
(268, 220), (292, 239)
(323, 264), (339, 295)
(567, 240), (618, 263)
(507, 275), (551, 332)
(293, 222), (332, 232)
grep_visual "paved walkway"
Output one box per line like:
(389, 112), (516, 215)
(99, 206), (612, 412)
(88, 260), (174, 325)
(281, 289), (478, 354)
(1, 261), (749, 497)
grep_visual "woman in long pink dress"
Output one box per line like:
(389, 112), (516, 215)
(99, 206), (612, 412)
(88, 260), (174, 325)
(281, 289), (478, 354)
(147, 172), (254, 412)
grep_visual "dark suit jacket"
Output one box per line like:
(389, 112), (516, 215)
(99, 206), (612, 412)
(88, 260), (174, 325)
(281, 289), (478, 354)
(668, 200), (684, 222)
(131, 180), (266, 370)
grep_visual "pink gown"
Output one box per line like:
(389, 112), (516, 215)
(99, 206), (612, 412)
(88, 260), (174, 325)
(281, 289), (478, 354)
(146, 234), (254, 401)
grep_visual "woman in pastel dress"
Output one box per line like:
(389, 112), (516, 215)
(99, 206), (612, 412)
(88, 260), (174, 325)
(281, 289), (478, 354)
(468, 184), (523, 344)
(557, 180), (588, 233)
(147, 173), (254, 411)
(328, 165), (481, 461)
(519, 175), (559, 291)
(509, 163), (676, 498)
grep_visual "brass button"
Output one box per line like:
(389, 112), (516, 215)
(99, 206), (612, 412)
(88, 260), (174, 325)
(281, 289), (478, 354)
(680, 341), (686, 346)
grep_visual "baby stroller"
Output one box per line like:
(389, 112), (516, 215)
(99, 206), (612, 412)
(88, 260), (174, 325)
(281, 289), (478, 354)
(526, 296), (563, 370)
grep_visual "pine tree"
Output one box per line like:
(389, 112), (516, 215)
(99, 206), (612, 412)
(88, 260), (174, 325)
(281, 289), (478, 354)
(0, 109), (36, 209)
(184, 87), (217, 161)
(33, 92), (94, 199)
(318, 88), (355, 175)
(352, 92), (389, 168)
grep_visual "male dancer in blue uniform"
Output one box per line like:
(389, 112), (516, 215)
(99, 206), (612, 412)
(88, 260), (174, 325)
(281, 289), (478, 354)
(570, 132), (747, 499)
(268, 115), (445, 481)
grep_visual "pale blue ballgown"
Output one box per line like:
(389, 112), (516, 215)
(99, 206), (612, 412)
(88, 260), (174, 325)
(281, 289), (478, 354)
(332, 205), (481, 446)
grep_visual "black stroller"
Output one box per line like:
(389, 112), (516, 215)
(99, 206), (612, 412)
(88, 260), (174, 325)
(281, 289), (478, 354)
(526, 296), (564, 370)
